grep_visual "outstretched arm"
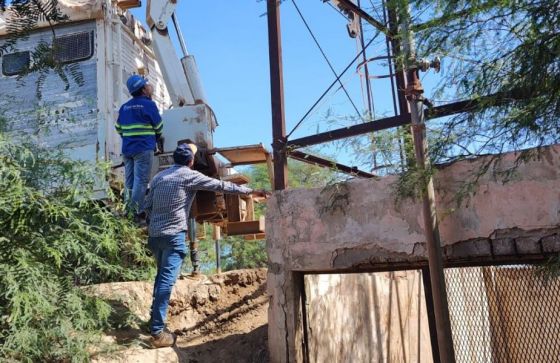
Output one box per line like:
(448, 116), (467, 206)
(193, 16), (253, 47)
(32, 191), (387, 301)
(190, 171), (253, 195)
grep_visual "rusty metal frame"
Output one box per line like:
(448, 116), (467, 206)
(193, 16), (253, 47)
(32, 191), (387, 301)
(289, 150), (375, 178)
(332, 0), (392, 37)
(267, 1), (526, 189)
(267, 0), (287, 190)
(287, 114), (411, 149)
(266, 4), (531, 361)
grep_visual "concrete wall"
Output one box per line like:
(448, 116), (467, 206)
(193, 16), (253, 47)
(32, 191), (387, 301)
(266, 145), (560, 362)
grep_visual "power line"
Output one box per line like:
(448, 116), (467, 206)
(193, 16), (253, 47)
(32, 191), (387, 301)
(357, 0), (374, 118)
(381, 0), (399, 117)
(287, 26), (377, 138)
(290, 0), (361, 118)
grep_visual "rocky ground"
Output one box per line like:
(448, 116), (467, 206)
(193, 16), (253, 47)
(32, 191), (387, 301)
(88, 269), (269, 363)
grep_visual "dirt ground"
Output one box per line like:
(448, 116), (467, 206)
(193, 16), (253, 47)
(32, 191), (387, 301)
(91, 268), (269, 363)
(172, 269), (269, 363)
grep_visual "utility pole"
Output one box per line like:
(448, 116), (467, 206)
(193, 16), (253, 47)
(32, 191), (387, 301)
(267, 0), (288, 190)
(398, 2), (456, 362)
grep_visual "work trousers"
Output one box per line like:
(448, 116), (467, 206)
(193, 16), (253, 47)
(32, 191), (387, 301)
(123, 149), (154, 215)
(148, 232), (187, 335)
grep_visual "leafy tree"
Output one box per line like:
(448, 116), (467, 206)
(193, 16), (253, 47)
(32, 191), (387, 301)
(0, 134), (153, 361)
(321, 0), (558, 201)
(406, 0), (559, 162)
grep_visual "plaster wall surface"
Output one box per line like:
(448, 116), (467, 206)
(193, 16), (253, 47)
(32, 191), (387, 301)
(266, 145), (560, 363)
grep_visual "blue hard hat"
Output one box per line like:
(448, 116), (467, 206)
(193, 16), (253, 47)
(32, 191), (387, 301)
(126, 74), (147, 95)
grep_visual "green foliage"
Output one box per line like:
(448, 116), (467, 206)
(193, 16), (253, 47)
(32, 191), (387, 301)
(0, 135), (153, 361)
(222, 238), (267, 271)
(246, 159), (339, 191)
(407, 0), (560, 161)
(326, 1), (559, 203)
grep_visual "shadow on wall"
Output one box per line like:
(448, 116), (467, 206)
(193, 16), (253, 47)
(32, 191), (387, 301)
(305, 271), (433, 363)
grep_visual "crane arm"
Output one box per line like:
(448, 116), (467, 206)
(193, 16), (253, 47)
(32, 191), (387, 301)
(146, 0), (202, 107)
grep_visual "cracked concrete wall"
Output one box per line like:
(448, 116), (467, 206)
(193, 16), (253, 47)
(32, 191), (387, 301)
(267, 145), (560, 363)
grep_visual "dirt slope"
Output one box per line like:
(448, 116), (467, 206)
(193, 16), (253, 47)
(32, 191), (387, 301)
(90, 269), (269, 363)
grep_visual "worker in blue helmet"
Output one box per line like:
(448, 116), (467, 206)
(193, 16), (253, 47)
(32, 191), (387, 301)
(115, 74), (163, 221)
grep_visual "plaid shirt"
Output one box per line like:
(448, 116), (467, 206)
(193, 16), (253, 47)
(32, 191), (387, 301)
(144, 165), (253, 237)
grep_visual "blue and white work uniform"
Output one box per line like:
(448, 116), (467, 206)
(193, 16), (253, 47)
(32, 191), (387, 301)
(115, 95), (163, 214)
(115, 95), (163, 156)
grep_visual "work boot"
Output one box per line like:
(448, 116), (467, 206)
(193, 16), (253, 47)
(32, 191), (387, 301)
(133, 213), (147, 228)
(151, 330), (176, 348)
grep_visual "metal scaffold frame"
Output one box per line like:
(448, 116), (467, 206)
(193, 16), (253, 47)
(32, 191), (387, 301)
(264, 1), (530, 361)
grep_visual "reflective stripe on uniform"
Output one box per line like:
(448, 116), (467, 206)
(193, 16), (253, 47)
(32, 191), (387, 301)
(122, 130), (156, 137)
(119, 123), (155, 130)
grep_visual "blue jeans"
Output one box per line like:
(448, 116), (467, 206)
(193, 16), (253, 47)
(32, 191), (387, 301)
(148, 232), (187, 335)
(123, 150), (154, 214)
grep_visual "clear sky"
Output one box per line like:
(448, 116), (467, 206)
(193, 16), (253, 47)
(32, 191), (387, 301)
(131, 1), (441, 167)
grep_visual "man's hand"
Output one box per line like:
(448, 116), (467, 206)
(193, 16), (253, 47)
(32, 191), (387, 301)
(251, 189), (271, 200)
(155, 136), (165, 155)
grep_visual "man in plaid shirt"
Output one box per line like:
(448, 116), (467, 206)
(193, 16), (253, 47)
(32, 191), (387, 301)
(144, 143), (268, 348)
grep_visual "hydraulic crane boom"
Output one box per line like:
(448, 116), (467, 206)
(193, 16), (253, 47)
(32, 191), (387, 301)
(146, 0), (206, 107)
(144, 0), (216, 154)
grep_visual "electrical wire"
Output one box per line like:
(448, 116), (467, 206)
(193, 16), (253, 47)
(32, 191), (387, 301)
(381, 0), (399, 117)
(287, 31), (377, 138)
(291, 0), (361, 118)
(357, 0), (374, 118)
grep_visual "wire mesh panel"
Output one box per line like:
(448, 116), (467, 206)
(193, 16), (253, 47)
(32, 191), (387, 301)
(53, 31), (93, 63)
(445, 265), (560, 363)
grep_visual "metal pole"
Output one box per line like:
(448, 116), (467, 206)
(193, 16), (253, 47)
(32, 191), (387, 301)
(357, 0), (373, 118)
(267, 0), (288, 190)
(386, 5), (413, 170)
(188, 218), (200, 274)
(171, 13), (189, 57)
(213, 225), (222, 273)
(399, 3), (456, 362)
(421, 267), (442, 363)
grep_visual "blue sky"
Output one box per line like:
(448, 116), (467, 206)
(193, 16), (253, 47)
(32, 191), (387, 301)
(131, 1), (441, 166)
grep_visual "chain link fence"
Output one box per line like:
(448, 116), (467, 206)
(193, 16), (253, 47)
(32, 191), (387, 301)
(445, 265), (560, 363)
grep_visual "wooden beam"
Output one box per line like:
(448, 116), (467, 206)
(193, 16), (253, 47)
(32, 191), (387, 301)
(226, 216), (265, 236)
(244, 233), (266, 241)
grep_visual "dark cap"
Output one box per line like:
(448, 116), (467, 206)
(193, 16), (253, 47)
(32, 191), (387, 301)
(173, 143), (196, 166)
